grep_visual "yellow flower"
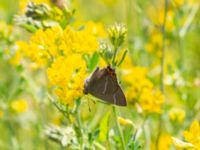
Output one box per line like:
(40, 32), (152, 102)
(122, 66), (164, 114)
(26, 26), (63, 66)
(47, 54), (87, 106)
(117, 117), (134, 127)
(16, 24), (97, 106)
(31, 26), (63, 57)
(151, 134), (172, 150)
(61, 26), (98, 54)
(172, 120), (200, 149)
(150, 7), (175, 33)
(17, 25), (98, 67)
(145, 43), (154, 53)
(183, 120), (200, 149)
(16, 40), (48, 67)
(145, 4), (176, 56)
(151, 31), (163, 47)
(145, 30), (163, 56)
(11, 99), (28, 113)
(172, 137), (194, 148)
(139, 88), (164, 114)
(168, 108), (185, 123)
(165, 10), (175, 32)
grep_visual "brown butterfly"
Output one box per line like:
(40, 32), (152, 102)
(84, 66), (127, 106)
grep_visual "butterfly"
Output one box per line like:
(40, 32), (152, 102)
(83, 66), (127, 106)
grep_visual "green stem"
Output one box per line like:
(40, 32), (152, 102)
(126, 0), (132, 49)
(155, 0), (168, 149)
(47, 94), (70, 122)
(5, 120), (15, 148)
(179, 4), (199, 38)
(112, 46), (118, 67)
(112, 106), (126, 150)
(160, 0), (168, 93)
(74, 99), (84, 149)
(94, 142), (106, 150)
(142, 118), (150, 150)
(178, 36), (184, 71)
(178, 4), (199, 71)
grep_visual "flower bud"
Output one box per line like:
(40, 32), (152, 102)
(107, 24), (127, 48)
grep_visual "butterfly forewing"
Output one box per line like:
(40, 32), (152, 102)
(84, 66), (127, 106)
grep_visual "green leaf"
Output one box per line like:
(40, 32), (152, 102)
(88, 52), (99, 72)
(83, 54), (90, 63)
(16, 65), (24, 72)
(88, 129), (100, 144)
(117, 49), (128, 67)
(60, 17), (68, 29)
(21, 24), (38, 33)
(98, 111), (110, 142)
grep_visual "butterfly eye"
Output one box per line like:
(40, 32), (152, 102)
(84, 78), (91, 94)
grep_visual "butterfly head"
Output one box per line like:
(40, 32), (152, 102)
(83, 78), (90, 94)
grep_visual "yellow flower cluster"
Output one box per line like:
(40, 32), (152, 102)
(16, 23), (99, 105)
(61, 26), (98, 54)
(17, 25), (98, 67)
(122, 66), (164, 114)
(145, 2), (176, 56)
(145, 0), (199, 56)
(47, 55), (87, 106)
(168, 108), (185, 123)
(172, 120), (200, 149)
(16, 26), (62, 67)
(183, 120), (200, 149)
(147, 2), (176, 33)
(144, 30), (163, 57)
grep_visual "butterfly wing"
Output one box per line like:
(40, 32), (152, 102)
(94, 75), (126, 106)
(84, 66), (127, 106)
(111, 85), (127, 106)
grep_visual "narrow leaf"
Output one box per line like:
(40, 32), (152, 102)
(117, 49), (128, 67)
(89, 52), (99, 72)
(98, 112), (110, 142)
